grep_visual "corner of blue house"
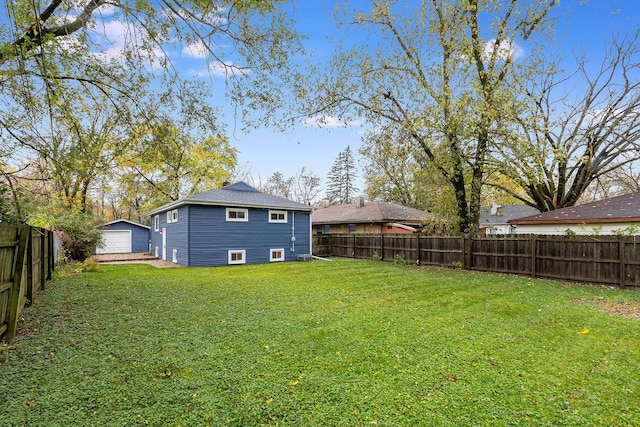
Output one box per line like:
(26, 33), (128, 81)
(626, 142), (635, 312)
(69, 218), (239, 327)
(148, 203), (312, 267)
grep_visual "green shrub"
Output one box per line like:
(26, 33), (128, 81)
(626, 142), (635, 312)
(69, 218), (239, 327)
(372, 251), (381, 261)
(55, 212), (104, 261)
(394, 254), (408, 266)
(81, 258), (100, 272)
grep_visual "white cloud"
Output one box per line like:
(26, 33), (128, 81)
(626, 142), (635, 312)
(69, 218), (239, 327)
(188, 61), (248, 78)
(302, 116), (362, 128)
(182, 40), (208, 59)
(483, 38), (524, 62)
(89, 19), (166, 68)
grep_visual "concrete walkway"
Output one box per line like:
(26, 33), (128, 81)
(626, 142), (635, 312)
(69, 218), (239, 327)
(92, 253), (181, 268)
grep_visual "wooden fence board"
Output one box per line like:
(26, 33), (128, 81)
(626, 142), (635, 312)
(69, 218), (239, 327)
(313, 234), (640, 290)
(0, 225), (55, 341)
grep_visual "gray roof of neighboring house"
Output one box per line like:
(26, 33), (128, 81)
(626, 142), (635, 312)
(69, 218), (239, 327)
(509, 192), (640, 225)
(480, 204), (541, 227)
(312, 201), (430, 225)
(146, 182), (312, 215)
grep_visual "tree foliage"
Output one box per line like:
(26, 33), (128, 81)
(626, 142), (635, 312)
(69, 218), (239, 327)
(491, 31), (640, 211)
(326, 146), (358, 204)
(261, 167), (322, 205)
(302, 0), (557, 232)
(360, 124), (456, 222)
(0, 0), (298, 223)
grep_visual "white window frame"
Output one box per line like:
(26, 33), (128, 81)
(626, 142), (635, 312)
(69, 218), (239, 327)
(268, 210), (288, 223)
(270, 248), (285, 262)
(228, 250), (246, 265)
(226, 208), (248, 222)
(166, 209), (178, 224)
(172, 249), (178, 263)
(154, 215), (159, 231)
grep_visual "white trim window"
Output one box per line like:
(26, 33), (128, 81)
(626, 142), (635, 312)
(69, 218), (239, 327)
(228, 250), (246, 264)
(154, 215), (159, 231)
(270, 248), (285, 262)
(172, 249), (178, 263)
(268, 210), (287, 223)
(226, 208), (248, 222)
(167, 209), (178, 224)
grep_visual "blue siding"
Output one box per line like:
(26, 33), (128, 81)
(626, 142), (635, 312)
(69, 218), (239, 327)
(187, 205), (311, 267)
(103, 221), (150, 253)
(149, 206), (189, 264)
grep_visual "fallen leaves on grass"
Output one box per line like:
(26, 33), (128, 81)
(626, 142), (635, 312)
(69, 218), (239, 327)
(595, 301), (640, 320)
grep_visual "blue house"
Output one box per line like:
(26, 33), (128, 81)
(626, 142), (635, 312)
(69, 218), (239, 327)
(146, 182), (313, 266)
(97, 220), (150, 254)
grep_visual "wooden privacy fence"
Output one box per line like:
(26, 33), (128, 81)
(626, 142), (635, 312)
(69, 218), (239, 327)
(0, 225), (56, 341)
(313, 234), (640, 290)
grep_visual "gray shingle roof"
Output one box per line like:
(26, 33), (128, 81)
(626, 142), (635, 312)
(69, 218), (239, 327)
(480, 205), (541, 227)
(146, 182), (312, 215)
(509, 192), (640, 225)
(312, 201), (430, 224)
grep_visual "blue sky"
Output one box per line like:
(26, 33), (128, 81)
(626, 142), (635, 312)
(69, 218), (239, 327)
(204, 0), (640, 194)
(6, 0), (637, 196)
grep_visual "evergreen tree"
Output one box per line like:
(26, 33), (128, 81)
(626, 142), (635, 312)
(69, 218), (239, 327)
(326, 146), (359, 204)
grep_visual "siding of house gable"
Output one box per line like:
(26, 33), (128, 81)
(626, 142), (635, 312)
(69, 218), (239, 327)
(187, 205), (311, 267)
(513, 222), (640, 235)
(104, 221), (150, 252)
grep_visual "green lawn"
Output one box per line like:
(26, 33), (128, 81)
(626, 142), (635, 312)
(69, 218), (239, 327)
(1, 259), (639, 426)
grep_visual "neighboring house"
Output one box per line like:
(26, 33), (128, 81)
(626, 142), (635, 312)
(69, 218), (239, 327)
(479, 203), (541, 235)
(312, 198), (430, 234)
(509, 192), (640, 235)
(146, 182), (312, 266)
(96, 219), (150, 254)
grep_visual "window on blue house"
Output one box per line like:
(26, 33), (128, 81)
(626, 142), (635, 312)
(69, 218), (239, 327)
(154, 215), (159, 231)
(167, 209), (178, 223)
(226, 208), (248, 222)
(228, 250), (246, 264)
(269, 210), (287, 223)
(270, 248), (285, 262)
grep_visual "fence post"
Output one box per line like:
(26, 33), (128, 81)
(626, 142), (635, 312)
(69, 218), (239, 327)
(416, 234), (421, 265)
(619, 236), (626, 289)
(530, 234), (537, 278)
(6, 225), (30, 341)
(380, 233), (384, 261)
(40, 229), (47, 290)
(462, 234), (472, 270)
(352, 234), (356, 258)
(47, 230), (54, 279)
(26, 227), (34, 303)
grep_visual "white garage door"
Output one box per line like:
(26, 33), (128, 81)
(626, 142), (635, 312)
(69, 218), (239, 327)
(96, 230), (132, 254)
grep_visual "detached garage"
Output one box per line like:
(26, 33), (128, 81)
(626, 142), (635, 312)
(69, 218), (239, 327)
(96, 220), (150, 254)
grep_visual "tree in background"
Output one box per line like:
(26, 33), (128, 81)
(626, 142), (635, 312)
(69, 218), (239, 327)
(0, 0), (300, 200)
(491, 32), (640, 212)
(359, 125), (456, 221)
(0, 0), (299, 256)
(300, 0), (556, 232)
(326, 146), (358, 204)
(261, 167), (322, 205)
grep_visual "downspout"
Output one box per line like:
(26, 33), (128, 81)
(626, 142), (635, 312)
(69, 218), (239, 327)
(290, 211), (296, 253)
